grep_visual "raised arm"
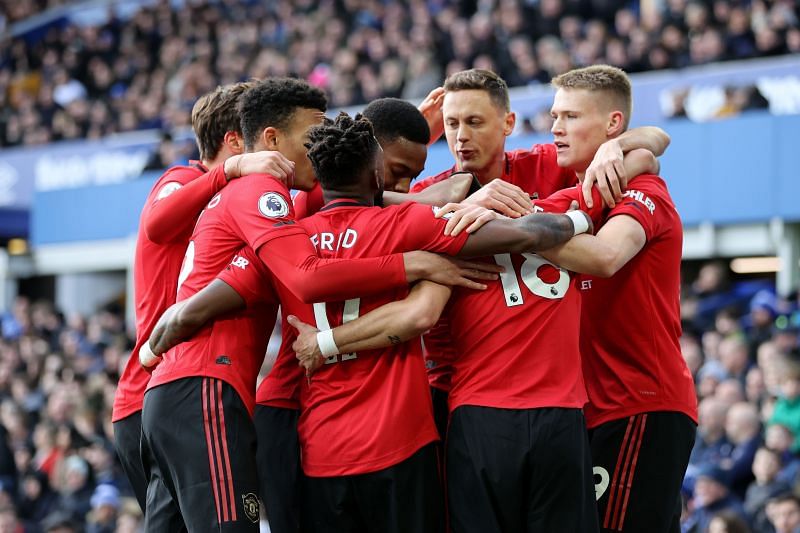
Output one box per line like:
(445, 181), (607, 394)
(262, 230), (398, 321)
(289, 281), (452, 372)
(145, 152), (294, 244)
(583, 131), (667, 208)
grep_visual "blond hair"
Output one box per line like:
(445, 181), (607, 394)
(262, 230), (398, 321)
(552, 65), (632, 130)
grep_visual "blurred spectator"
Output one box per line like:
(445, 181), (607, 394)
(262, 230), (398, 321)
(1, 0), (799, 147)
(685, 464), (748, 533)
(766, 493), (800, 533)
(691, 397), (733, 468)
(722, 402), (762, 497)
(707, 511), (751, 533)
(764, 424), (800, 485)
(745, 447), (791, 533)
(86, 484), (119, 533)
(769, 358), (800, 453)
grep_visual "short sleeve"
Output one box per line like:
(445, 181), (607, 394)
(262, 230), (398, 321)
(224, 174), (307, 252)
(605, 175), (668, 241)
(217, 247), (277, 307)
(396, 203), (469, 255)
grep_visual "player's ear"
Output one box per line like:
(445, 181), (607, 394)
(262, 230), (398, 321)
(503, 111), (516, 137)
(223, 131), (244, 155)
(607, 111), (625, 138)
(261, 127), (279, 150)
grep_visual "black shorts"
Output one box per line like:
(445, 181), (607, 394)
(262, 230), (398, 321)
(446, 405), (599, 533)
(430, 386), (450, 442)
(141, 377), (260, 532)
(304, 443), (444, 533)
(113, 410), (148, 512)
(254, 405), (301, 533)
(589, 411), (696, 533)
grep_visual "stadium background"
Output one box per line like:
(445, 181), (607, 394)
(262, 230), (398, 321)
(0, 0), (798, 531)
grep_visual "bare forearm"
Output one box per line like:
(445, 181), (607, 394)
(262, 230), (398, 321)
(616, 127), (670, 157)
(391, 173), (474, 207)
(148, 302), (204, 355)
(539, 235), (617, 277)
(459, 213), (581, 257)
(332, 281), (451, 353)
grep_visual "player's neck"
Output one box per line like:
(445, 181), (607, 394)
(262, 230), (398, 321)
(322, 189), (375, 207)
(470, 153), (506, 185)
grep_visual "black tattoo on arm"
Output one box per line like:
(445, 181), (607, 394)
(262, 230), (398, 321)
(388, 335), (402, 345)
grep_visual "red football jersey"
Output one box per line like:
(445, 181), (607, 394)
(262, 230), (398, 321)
(412, 143), (577, 391)
(146, 174), (299, 413)
(221, 199), (469, 476)
(293, 182), (324, 219)
(112, 162), (228, 422)
(579, 175), (698, 428)
(443, 185), (603, 412)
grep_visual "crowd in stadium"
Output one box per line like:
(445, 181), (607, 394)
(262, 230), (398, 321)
(2, 0), (800, 147)
(0, 297), (142, 532)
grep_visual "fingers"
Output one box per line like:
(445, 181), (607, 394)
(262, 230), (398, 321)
(287, 314), (314, 333)
(447, 208), (481, 236)
(582, 176), (594, 208)
(450, 276), (488, 290)
(606, 166), (622, 201)
(435, 203), (461, 218)
(466, 211), (497, 234)
(477, 181), (532, 216)
(595, 170), (615, 208)
(613, 159), (628, 189)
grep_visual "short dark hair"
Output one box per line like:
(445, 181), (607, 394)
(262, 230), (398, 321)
(443, 69), (510, 111)
(362, 98), (430, 145)
(768, 492), (800, 508)
(238, 77), (327, 150)
(191, 81), (255, 161)
(305, 112), (379, 190)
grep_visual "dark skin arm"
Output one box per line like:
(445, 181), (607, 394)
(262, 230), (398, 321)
(148, 280), (246, 356)
(455, 211), (592, 258)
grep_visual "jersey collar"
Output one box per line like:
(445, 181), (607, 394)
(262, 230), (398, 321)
(319, 198), (372, 211)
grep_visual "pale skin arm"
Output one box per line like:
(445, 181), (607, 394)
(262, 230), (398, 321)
(583, 126), (670, 208)
(418, 87), (445, 145)
(289, 281), (452, 372)
(539, 214), (646, 278)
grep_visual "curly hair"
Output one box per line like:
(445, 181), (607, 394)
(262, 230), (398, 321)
(238, 77), (327, 150)
(362, 98), (430, 145)
(305, 112), (380, 190)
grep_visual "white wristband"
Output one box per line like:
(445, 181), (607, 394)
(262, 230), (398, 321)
(139, 342), (161, 368)
(316, 330), (340, 357)
(566, 211), (590, 236)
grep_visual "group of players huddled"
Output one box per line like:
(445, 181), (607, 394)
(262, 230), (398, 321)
(110, 65), (699, 533)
